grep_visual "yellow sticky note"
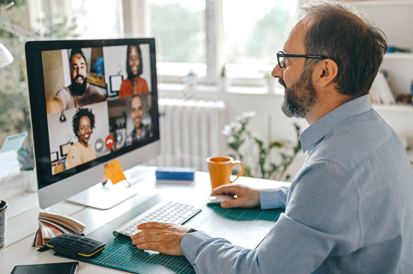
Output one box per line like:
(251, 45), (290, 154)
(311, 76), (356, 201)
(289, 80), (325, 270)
(104, 159), (126, 185)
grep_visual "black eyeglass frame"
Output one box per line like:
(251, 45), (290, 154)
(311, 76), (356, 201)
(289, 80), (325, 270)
(276, 51), (331, 68)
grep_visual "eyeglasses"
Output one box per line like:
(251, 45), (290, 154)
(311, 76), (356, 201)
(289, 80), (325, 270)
(276, 51), (330, 68)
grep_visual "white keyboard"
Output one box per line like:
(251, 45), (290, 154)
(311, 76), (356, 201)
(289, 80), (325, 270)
(113, 201), (202, 237)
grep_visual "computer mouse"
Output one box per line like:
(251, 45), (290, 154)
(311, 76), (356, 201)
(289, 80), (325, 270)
(206, 195), (235, 205)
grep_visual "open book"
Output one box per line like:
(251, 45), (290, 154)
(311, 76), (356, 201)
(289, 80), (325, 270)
(33, 212), (86, 247)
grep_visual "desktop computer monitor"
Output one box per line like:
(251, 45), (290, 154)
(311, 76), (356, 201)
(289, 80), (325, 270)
(25, 38), (160, 209)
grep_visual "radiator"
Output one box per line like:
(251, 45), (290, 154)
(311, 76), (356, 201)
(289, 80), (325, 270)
(145, 98), (226, 172)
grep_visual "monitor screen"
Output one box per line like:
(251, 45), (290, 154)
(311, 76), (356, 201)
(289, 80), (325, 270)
(25, 38), (160, 209)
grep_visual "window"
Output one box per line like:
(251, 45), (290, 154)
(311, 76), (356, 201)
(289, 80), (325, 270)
(148, 0), (206, 64)
(223, 0), (298, 80)
(147, 0), (207, 79)
(146, 0), (298, 84)
(71, 0), (123, 39)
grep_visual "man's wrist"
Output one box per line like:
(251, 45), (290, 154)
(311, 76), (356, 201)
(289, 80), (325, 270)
(180, 228), (197, 246)
(186, 228), (197, 235)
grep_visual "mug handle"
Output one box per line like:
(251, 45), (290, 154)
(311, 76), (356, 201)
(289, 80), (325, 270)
(230, 160), (244, 183)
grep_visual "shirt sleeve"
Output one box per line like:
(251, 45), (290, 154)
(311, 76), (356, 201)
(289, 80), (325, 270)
(259, 186), (289, 209)
(65, 145), (79, 170)
(181, 160), (361, 274)
(54, 88), (68, 109)
(88, 85), (106, 102)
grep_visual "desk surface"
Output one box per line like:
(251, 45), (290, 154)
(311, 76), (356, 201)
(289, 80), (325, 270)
(0, 167), (289, 273)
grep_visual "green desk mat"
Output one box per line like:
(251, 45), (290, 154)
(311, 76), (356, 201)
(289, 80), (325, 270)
(57, 194), (284, 274)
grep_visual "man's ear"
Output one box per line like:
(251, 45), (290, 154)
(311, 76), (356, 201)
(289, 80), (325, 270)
(313, 59), (338, 88)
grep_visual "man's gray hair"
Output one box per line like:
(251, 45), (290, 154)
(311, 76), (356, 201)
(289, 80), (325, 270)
(300, 0), (387, 98)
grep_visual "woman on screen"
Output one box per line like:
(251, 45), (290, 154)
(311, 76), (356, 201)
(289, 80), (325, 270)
(65, 108), (97, 169)
(119, 45), (149, 98)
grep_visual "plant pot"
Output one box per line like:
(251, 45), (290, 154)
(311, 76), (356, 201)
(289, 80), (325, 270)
(266, 78), (277, 94)
(219, 77), (231, 91)
(20, 169), (37, 193)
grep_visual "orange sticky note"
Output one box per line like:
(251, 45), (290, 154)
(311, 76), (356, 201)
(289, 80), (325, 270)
(104, 159), (126, 185)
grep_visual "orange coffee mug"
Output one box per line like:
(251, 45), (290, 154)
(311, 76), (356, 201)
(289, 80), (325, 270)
(207, 156), (244, 189)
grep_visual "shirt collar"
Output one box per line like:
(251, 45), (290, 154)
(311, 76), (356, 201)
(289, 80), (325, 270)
(299, 94), (372, 152)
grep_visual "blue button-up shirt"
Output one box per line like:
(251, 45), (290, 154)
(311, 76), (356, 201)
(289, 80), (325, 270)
(181, 94), (413, 273)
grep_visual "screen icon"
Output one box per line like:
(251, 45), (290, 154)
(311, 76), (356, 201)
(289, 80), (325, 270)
(105, 135), (115, 150)
(95, 138), (104, 153)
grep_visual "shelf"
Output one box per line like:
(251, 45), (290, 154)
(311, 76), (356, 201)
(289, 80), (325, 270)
(350, 1), (413, 7)
(384, 53), (413, 60)
(373, 103), (413, 112)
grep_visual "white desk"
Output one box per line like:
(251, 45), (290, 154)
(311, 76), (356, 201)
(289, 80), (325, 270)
(0, 168), (289, 273)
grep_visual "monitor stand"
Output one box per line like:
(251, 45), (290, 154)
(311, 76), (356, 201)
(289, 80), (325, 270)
(67, 180), (136, 210)
(66, 166), (155, 210)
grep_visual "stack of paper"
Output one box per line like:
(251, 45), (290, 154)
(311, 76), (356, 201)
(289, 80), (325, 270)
(33, 212), (86, 247)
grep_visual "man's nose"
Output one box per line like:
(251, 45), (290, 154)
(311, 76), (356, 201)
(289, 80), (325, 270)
(271, 64), (283, 79)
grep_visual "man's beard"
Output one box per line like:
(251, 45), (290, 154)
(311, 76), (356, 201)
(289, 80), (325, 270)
(280, 66), (318, 119)
(71, 75), (87, 96)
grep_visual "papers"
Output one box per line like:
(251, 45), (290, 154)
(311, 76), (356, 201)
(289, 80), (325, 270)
(33, 212), (86, 247)
(0, 132), (27, 153)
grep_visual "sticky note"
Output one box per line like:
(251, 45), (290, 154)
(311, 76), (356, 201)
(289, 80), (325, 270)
(0, 132), (28, 153)
(104, 159), (126, 185)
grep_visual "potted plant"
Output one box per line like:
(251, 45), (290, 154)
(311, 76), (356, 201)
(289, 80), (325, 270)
(219, 64), (231, 91)
(17, 145), (37, 192)
(222, 112), (301, 181)
(262, 71), (277, 94)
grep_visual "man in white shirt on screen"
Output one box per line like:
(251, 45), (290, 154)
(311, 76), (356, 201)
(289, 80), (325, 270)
(130, 1), (413, 273)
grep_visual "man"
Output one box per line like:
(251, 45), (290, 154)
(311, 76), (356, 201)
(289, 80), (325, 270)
(126, 95), (152, 145)
(131, 1), (413, 273)
(46, 48), (106, 114)
(65, 108), (96, 169)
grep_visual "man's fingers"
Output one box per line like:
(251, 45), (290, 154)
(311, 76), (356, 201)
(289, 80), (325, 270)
(131, 227), (165, 240)
(211, 185), (240, 196)
(132, 234), (161, 245)
(137, 222), (168, 230)
(221, 197), (246, 208)
(136, 242), (161, 251)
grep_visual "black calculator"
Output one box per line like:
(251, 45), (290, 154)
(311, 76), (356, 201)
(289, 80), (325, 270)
(47, 234), (105, 258)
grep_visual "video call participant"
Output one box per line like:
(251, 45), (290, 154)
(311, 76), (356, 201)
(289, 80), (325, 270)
(127, 95), (152, 145)
(46, 48), (106, 114)
(65, 108), (97, 170)
(131, 1), (413, 273)
(119, 44), (149, 98)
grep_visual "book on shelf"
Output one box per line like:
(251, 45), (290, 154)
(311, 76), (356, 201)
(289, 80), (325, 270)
(33, 212), (86, 247)
(370, 71), (396, 105)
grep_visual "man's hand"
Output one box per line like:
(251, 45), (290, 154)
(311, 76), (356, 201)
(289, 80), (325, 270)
(46, 98), (63, 115)
(211, 185), (260, 209)
(131, 222), (191, 256)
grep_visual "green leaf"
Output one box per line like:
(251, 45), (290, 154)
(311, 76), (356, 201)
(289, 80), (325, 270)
(269, 141), (283, 148)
